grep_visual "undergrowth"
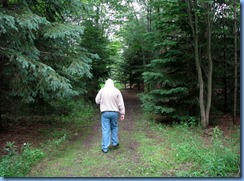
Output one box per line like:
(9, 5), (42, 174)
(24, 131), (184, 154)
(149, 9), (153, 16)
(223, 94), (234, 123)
(137, 116), (240, 177)
(0, 142), (45, 177)
(0, 98), (95, 177)
(0, 97), (240, 177)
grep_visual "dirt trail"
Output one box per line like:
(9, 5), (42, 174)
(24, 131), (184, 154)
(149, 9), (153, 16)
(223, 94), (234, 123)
(117, 89), (142, 139)
(82, 88), (141, 149)
(11, 88), (240, 177)
(28, 88), (144, 177)
(82, 88), (143, 157)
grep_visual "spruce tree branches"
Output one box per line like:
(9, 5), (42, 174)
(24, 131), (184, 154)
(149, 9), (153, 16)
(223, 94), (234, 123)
(11, 54), (78, 102)
(43, 23), (84, 41)
(0, 2), (95, 102)
(0, 12), (17, 34)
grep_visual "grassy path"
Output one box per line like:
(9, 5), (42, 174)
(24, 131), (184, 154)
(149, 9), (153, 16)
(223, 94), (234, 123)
(27, 89), (240, 177)
(28, 89), (153, 177)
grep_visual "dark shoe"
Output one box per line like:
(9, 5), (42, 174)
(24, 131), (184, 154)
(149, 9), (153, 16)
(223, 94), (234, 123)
(113, 143), (119, 148)
(102, 149), (108, 153)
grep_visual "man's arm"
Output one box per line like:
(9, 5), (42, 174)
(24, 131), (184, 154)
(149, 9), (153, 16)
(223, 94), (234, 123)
(117, 90), (125, 119)
(95, 89), (102, 104)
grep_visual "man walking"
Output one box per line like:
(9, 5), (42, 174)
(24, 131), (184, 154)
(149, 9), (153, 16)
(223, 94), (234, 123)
(95, 79), (125, 153)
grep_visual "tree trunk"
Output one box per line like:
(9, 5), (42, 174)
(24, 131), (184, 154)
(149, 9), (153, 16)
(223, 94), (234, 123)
(205, 2), (213, 127)
(147, 0), (152, 32)
(185, 0), (213, 128)
(223, 24), (228, 113)
(2, 0), (8, 7)
(196, 38), (207, 128)
(233, 0), (238, 124)
(143, 0), (152, 93)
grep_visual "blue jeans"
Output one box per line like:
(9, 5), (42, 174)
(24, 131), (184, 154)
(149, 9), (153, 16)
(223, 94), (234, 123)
(101, 111), (119, 152)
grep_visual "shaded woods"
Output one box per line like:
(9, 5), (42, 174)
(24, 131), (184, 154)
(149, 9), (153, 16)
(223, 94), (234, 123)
(0, 0), (240, 177)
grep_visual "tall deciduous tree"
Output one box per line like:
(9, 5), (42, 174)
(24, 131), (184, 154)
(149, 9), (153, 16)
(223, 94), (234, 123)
(184, 0), (215, 128)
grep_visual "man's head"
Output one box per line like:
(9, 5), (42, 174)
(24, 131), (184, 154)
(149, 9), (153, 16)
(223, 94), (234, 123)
(105, 78), (114, 88)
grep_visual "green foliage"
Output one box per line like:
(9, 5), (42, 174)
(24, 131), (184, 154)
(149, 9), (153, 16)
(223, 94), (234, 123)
(3, 142), (17, 156)
(0, 142), (45, 177)
(57, 98), (95, 122)
(141, 117), (240, 177)
(0, 96), (96, 177)
(78, 19), (114, 99)
(140, 55), (198, 122)
(43, 23), (84, 40)
(139, 0), (200, 122)
(0, 0), (96, 104)
(47, 133), (67, 148)
(170, 125), (240, 177)
(117, 0), (240, 122)
(118, 10), (155, 88)
(9, 101), (238, 177)
(0, 12), (17, 33)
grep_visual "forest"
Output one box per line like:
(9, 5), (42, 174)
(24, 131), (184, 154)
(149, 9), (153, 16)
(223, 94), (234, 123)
(0, 0), (241, 177)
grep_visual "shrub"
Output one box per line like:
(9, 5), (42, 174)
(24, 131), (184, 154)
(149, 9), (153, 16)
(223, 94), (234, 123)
(172, 126), (240, 177)
(0, 142), (45, 177)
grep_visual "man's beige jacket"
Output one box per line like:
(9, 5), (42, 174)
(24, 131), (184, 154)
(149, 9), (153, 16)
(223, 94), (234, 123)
(95, 79), (125, 115)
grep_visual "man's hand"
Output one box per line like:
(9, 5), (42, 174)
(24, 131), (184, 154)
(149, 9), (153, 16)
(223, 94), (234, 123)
(120, 114), (125, 121)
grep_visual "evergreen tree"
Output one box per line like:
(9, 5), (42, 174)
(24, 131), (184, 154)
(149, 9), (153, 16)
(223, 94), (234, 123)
(140, 0), (240, 126)
(79, 20), (111, 99)
(119, 2), (154, 90)
(0, 0), (101, 124)
(140, 0), (197, 123)
(0, 0), (97, 103)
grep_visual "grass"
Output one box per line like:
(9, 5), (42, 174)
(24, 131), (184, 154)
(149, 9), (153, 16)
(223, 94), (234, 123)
(29, 112), (240, 177)
(0, 98), (96, 177)
(136, 119), (240, 177)
(0, 97), (240, 177)
(0, 142), (45, 177)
